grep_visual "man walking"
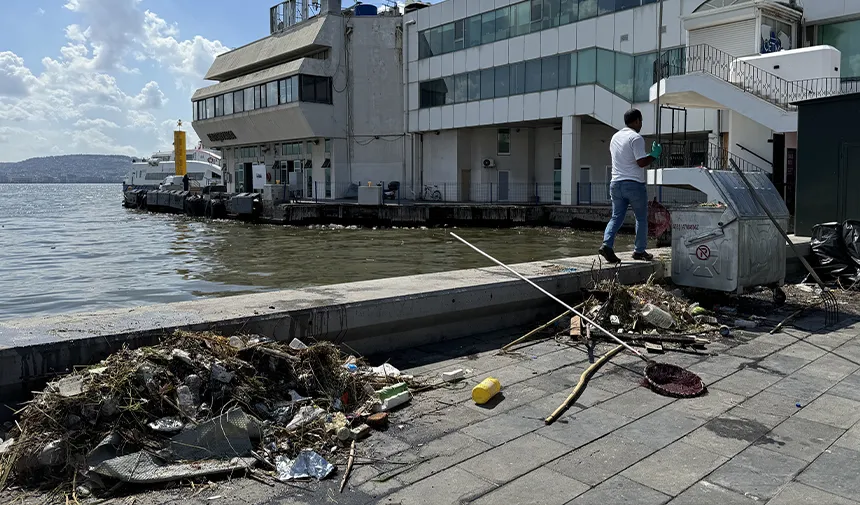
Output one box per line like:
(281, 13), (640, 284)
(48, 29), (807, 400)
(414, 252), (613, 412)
(598, 109), (662, 264)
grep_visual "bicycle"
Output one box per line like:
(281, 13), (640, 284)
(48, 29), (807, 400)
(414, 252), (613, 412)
(422, 184), (443, 201)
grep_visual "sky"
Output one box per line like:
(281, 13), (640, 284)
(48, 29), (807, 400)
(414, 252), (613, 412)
(0, 0), (365, 162)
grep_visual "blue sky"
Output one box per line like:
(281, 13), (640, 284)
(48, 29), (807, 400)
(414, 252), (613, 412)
(0, 0), (361, 161)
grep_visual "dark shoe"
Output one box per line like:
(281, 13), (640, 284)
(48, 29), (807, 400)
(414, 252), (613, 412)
(632, 251), (654, 261)
(599, 245), (622, 264)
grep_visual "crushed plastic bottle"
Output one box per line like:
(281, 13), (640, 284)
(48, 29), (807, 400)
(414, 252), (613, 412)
(471, 377), (501, 405)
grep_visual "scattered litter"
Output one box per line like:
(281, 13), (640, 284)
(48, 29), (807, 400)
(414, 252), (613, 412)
(171, 349), (193, 366)
(37, 440), (64, 467)
(366, 412), (389, 428)
(210, 362), (235, 383)
(350, 424), (371, 440)
(286, 405), (326, 431)
(148, 417), (184, 433)
(275, 450), (334, 481)
(57, 376), (84, 398)
(374, 382), (412, 411)
(609, 315), (621, 325)
(441, 369), (465, 382)
(734, 319), (757, 329)
(796, 403), (802, 408)
(371, 363), (401, 378)
(641, 304), (675, 329)
(289, 338), (308, 350)
(719, 325), (731, 337)
(94, 452), (256, 484)
(0, 438), (14, 455)
(472, 377), (501, 405)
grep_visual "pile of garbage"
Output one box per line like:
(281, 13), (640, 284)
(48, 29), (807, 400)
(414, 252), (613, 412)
(0, 332), (415, 496)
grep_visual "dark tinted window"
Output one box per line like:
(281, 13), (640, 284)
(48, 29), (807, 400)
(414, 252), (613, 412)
(441, 23), (455, 53)
(481, 68), (495, 99)
(466, 15), (482, 48)
(482, 11), (495, 44)
(454, 20), (465, 50)
(525, 58), (542, 93)
(542, 55), (559, 90)
(495, 65), (510, 97)
(468, 71), (481, 101)
(510, 62), (526, 94)
(455, 74), (468, 102)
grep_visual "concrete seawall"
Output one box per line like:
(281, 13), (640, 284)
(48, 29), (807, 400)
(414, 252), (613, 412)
(0, 251), (665, 400)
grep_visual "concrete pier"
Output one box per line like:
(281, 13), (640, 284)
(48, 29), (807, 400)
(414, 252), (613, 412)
(0, 250), (666, 400)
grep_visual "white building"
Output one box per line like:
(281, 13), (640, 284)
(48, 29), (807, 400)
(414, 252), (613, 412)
(404, 0), (860, 205)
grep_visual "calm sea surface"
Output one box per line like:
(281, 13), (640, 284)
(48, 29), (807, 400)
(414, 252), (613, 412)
(0, 184), (631, 320)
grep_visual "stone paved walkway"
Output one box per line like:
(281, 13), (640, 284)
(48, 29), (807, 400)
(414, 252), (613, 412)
(6, 312), (860, 505)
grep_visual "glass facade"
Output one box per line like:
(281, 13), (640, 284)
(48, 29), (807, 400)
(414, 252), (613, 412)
(419, 0), (666, 59)
(418, 46), (678, 108)
(820, 19), (860, 78)
(194, 75), (331, 121)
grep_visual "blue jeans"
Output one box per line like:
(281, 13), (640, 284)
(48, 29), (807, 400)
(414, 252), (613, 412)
(603, 180), (648, 253)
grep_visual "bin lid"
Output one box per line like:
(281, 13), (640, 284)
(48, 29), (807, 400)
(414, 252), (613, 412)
(710, 171), (790, 219)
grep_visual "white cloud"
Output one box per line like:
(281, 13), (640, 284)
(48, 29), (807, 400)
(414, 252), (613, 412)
(0, 0), (226, 161)
(37, 8), (46, 16)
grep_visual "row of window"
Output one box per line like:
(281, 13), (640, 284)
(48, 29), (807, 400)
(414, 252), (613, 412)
(227, 139), (334, 159)
(418, 0), (660, 59)
(418, 47), (683, 107)
(193, 74), (334, 121)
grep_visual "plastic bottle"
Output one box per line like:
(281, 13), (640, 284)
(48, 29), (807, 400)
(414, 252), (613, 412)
(641, 303), (675, 329)
(472, 377), (501, 405)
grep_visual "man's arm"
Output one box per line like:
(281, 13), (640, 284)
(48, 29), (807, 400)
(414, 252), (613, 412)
(632, 136), (661, 168)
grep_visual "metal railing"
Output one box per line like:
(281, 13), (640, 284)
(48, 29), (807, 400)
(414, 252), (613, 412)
(651, 139), (768, 174)
(655, 44), (860, 111)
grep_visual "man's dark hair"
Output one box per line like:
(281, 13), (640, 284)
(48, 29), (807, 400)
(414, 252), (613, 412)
(624, 109), (643, 127)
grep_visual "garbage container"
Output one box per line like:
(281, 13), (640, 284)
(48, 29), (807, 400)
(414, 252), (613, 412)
(670, 170), (790, 294)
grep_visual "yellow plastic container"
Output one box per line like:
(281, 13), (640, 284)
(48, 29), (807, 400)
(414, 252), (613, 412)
(472, 377), (502, 404)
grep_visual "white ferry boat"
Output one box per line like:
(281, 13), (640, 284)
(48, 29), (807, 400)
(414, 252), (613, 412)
(123, 146), (223, 191)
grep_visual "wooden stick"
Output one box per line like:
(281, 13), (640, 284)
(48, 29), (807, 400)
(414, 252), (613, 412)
(545, 345), (625, 425)
(340, 440), (356, 493)
(502, 305), (582, 352)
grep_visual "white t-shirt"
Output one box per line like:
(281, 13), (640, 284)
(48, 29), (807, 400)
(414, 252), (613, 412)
(609, 127), (649, 183)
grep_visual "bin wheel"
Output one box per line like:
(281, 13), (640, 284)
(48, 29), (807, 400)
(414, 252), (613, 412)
(773, 287), (786, 307)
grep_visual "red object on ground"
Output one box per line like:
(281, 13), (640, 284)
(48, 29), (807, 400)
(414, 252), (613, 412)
(648, 199), (672, 238)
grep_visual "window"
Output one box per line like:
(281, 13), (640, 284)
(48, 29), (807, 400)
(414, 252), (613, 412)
(325, 138), (332, 153)
(418, 30), (431, 58)
(820, 19), (860, 78)
(235, 163), (245, 192)
(300, 75), (332, 104)
(234, 90), (244, 113)
(579, 0), (597, 19)
(495, 7), (510, 40)
(633, 52), (657, 102)
(559, 53), (571, 87)
(482, 10), (495, 44)
(616, 0), (641, 10)
(279, 79), (288, 104)
(577, 48), (596, 84)
(267, 81), (278, 107)
(597, 48), (615, 91)
(466, 15), (482, 48)
(495, 64), (510, 97)
(542, 55), (559, 90)
(429, 27), (442, 56)
(254, 85), (262, 109)
(512, 1), (530, 37)
(615, 52), (634, 100)
(530, 0), (543, 32)
(205, 97), (215, 118)
(324, 159), (331, 198)
(215, 95), (224, 116)
(224, 93), (233, 115)
(761, 15), (793, 53)
(481, 68), (495, 99)
(455, 74), (468, 102)
(510, 61), (526, 94)
(443, 76), (455, 104)
(544, 0), (559, 28)
(497, 129), (511, 155)
(468, 71), (481, 101)
(598, 0), (616, 15)
(282, 142), (303, 156)
(193, 101), (198, 121)
(244, 87), (254, 111)
(525, 58), (542, 93)
(454, 20), (465, 50)
(441, 23), (455, 53)
(420, 79), (449, 107)
(559, 0), (577, 25)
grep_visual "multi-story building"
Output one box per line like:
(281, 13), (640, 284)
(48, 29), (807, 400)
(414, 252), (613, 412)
(191, 0), (405, 197)
(192, 0), (860, 208)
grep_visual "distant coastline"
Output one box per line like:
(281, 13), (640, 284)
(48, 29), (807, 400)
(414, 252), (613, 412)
(0, 154), (131, 184)
(0, 180), (122, 184)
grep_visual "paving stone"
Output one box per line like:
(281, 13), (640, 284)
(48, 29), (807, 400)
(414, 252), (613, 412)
(834, 423), (860, 449)
(539, 406), (634, 449)
(354, 463), (410, 498)
(520, 349), (591, 374)
(794, 393), (860, 429)
(664, 388), (744, 420)
(688, 355), (754, 379)
(464, 383), (550, 416)
(454, 433), (570, 485)
(723, 405), (787, 429)
(754, 352), (811, 375)
(380, 466), (495, 505)
(461, 405), (545, 446)
(590, 365), (643, 394)
(622, 441), (728, 497)
(725, 341), (784, 360)
(797, 446), (860, 502)
(462, 351), (535, 375)
(469, 467), (590, 505)
(391, 432), (492, 486)
(710, 369), (782, 397)
(804, 331), (855, 351)
(612, 406), (706, 450)
(707, 445), (807, 501)
(522, 373), (618, 408)
(737, 390), (806, 418)
(362, 431), (414, 459)
(666, 481), (757, 505)
(800, 353), (859, 382)
(754, 417), (844, 462)
(513, 390), (585, 422)
(595, 386), (675, 419)
(547, 435), (655, 486)
(682, 408), (781, 458)
(832, 343), (860, 364)
(391, 402), (490, 446)
(478, 362), (542, 386)
(565, 475), (670, 505)
(768, 482), (860, 505)
(777, 341), (828, 361)
(764, 372), (833, 405)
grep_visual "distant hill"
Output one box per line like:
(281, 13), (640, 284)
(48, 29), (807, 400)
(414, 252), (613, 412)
(0, 154), (132, 183)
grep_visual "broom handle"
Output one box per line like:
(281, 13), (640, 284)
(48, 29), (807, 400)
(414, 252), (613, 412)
(545, 344), (625, 424)
(450, 232), (648, 362)
(655, 0), (664, 142)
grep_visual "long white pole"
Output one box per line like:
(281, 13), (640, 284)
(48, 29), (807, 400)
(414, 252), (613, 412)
(655, 0), (664, 141)
(449, 232), (649, 362)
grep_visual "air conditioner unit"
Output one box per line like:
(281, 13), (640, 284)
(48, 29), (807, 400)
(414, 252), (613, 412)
(482, 158), (496, 168)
